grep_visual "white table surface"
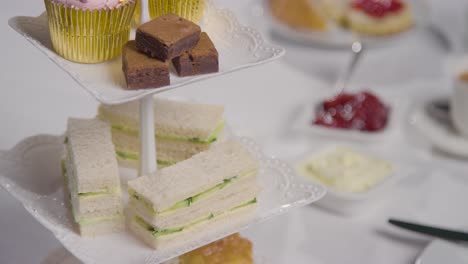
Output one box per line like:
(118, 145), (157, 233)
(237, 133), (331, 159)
(2, 0), (468, 263)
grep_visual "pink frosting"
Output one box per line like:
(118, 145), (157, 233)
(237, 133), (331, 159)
(51, 0), (129, 10)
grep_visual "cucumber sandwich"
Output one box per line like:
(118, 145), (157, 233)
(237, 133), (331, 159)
(98, 98), (225, 168)
(63, 118), (124, 236)
(127, 140), (259, 249)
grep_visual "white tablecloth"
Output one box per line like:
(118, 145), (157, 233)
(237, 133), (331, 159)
(1, 0), (468, 263)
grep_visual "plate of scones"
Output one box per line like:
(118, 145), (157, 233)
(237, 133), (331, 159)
(265, 0), (429, 47)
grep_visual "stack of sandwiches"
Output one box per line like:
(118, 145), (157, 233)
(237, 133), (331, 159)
(63, 118), (124, 236)
(126, 140), (259, 249)
(98, 98), (225, 168)
(61, 99), (262, 252)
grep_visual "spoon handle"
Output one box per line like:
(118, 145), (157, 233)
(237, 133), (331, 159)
(334, 41), (364, 94)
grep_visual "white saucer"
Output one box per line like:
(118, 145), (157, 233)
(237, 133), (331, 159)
(411, 97), (468, 158)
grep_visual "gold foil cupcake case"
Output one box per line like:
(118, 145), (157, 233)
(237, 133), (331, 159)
(45, 0), (136, 64)
(148, 0), (205, 22)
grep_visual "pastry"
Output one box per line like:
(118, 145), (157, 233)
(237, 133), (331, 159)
(319, 0), (349, 26)
(178, 233), (253, 264)
(347, 0), (413, 36)
(44, 0), (136, 63)
(127, 141), (259, 249)
(136, 14), (201, 61)
(459, 71), (468, 82)
(63, 118), (124, 236)
(269, 0), (328, 31)
(98, 98), (225, 168)
(172, 32), (219, 77)
(122, 41), (170, 89)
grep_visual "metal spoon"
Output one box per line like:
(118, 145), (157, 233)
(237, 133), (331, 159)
(334, 41), (365, 94)
(426, 98), (451, 125)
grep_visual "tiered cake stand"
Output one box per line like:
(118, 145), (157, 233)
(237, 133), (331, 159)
(2, 1), (327, 263)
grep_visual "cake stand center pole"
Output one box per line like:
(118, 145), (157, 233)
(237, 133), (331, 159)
(140, 0), (151, 24)
(139, 95), (157, 176)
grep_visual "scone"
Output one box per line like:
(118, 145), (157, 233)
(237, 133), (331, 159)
(320, 0), (349, 26)
(347, 0), (413, 36)
(269, 0), (328, 31)
(178, 233), (253, 264)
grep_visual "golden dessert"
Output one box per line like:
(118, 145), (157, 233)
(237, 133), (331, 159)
(269, 0), (328, 31)
(45, 0), (136, 63)
(178, 233), (253, 264)
(347, 0), (413, 36)
(459, 71), (468, 82)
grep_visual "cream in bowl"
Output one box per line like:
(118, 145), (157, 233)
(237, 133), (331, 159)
(296, 146), (399, 216)
(298, 147), (393, 193)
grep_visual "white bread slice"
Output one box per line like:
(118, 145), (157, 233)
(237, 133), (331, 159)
(98, 98), (224, 141)
(64, 142), (122, 222)
(130, 175), (259, 229)
(77, 216), (125, 237)
(66, 118), (121, 193)
(74, 207), (123, 223)
(128, 141), (258, 212)
(70, 192), (122, 221)
(112, 129), (210, 164)
(63, 171), (122, 225)
(127, 204), (256, 250)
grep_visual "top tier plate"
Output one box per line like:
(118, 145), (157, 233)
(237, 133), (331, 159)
(8, 1), (285, 105)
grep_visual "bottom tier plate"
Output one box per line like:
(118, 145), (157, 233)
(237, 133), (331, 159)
(0, 135), (325, 264)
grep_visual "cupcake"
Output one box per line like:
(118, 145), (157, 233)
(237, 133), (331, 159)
(148, 0), (205, 22)
(45, 0), (136, 63)
(347, 0), (413, 36)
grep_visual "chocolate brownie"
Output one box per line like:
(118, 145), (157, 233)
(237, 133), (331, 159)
(172, 32), (219, 77)
(136, 14), (201, 61)
(122, 41), (170, 89)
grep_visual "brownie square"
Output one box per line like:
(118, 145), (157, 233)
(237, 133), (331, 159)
(122, 41), (170, 90)
(136, 14), (201, 61)
(172, 32), (219, 77)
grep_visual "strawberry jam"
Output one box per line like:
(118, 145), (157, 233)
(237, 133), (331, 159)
(314, 91), (389, 132)
(352, 0), (404, 18)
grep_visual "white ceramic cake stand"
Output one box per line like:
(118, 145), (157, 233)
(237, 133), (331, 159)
(8, 0), (286, 176)
(138, 0), (157, 176)
(4, 2), (325, 264)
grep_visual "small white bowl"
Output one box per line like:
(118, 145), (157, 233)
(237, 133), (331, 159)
(295, 145), (410, 216)
(450, 57), (468, 139)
